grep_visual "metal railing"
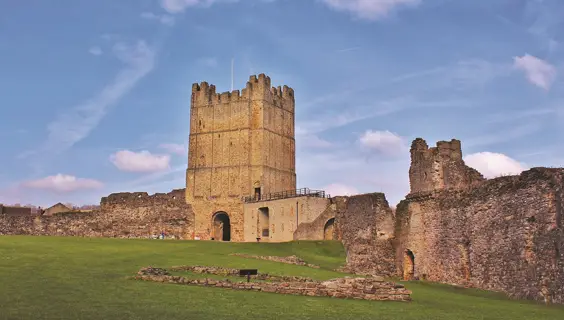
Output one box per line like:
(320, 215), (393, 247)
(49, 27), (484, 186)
(243, 188), (330, 203)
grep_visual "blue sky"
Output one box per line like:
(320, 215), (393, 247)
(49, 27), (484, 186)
(1, 0), (563, 207)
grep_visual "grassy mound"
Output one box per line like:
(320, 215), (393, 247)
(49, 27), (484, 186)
(0, 236), (562, 320)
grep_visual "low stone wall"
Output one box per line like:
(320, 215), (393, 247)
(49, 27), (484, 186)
(230, 254), (320, 268)
(136, 267), (411, 302)
(169, 265), (315, 282)
(0, 189), (194, 239)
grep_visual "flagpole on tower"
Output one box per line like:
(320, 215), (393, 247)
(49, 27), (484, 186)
(231, 58), (234, 91)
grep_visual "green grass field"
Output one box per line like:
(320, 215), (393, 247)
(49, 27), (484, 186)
(0, 236), (562, 320)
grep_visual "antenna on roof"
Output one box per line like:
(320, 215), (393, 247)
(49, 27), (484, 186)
(231, 58), (234, 91)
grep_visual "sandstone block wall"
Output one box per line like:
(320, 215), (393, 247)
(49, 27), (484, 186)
(0, 189), (194, 239)
(395, 168), (564, 304)
(293, 202), (336, 241)
(243, 196), (331, 242)
(186, 73), (297, 241)
(334, 193), (396, 276)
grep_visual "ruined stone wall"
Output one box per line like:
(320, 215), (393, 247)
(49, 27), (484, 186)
(186, 73), (296, 241)
(395, 168), (564, 304)
(409, 138), (484, 193)
(334, 193), (396, 276)
(0, 189), (194, 239)
(0, 205), (32, 216)
(136, 266), (412, 302)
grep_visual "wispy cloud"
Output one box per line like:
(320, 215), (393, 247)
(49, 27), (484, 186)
(21, 174), (104, 193)
(465, 122), (543, 148)
(296, 96), (470, 136)
(158, 0), (421, 22)
(160, 0), (237, 13)
(335, 46), (361, 53)
(88, 46), (103, 56)
(392, 59), (511, 89)
(159, 143), (187, 155)
(197, 57), (219, 68)
(320, 0), (422, 21)
(513, 54), (557, 90)
(22, 40), (156, 159)
(140, 12), (175, 26)
(485, 108), (556, 124)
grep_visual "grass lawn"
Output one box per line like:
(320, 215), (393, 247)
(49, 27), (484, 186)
(0, 236), (562, 320)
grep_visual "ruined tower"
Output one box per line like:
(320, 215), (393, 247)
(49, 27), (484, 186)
(408, 138), (484, 194)
(186, 74), (297, 241)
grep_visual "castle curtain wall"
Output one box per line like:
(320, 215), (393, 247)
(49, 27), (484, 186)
(0, 189), (194, 239)
(395, 168), (564, 304)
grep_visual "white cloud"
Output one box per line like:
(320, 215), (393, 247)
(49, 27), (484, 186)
(140, 12), (175, 26)
(110, 150), (171, 173)
(22, 174), (103, 193)
(323, 183), (359, 197)
(513, 54), (556, 90)
(160, 0), (237, 13)
(359, 130), (406, 156)
(159, 143), (186, 155)
(22, 40), (156, 160)
(464, 152), (527, 178)
(320, 0), (421, 20)
(88, 46), (102, 56)
(159, 0), (420, 21)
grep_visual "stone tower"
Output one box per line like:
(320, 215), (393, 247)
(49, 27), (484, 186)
(408, 138), (485, 194)
(186, 73), (297, 241)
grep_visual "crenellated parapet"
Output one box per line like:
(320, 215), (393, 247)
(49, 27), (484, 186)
(191, 73), (294, 113)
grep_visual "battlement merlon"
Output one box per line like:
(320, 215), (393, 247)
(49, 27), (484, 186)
(190, 73), (295, 113)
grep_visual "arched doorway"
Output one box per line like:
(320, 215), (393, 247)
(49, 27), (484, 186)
(403, 249), (415, 280)
(258, 207), (270, 241)
(212, 212), (231, 241)
(324, 218), (335, 240)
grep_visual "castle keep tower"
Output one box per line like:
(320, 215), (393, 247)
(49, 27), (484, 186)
(186, 74), (297, 241)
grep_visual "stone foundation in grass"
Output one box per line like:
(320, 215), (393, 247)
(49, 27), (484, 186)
(230, 253), (321, 268)
(135, 266), (411, 302)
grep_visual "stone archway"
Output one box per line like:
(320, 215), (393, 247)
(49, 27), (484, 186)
(324, 218), (335, 240)
(403, 249), (415, 280)
(212, 212), (231, 241)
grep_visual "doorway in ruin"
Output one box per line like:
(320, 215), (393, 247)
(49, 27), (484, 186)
(212, 212), (231, 241)
(324, 218), (335, 240)
(258, 207), (270, 241)
(403, 249), (415, 280)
